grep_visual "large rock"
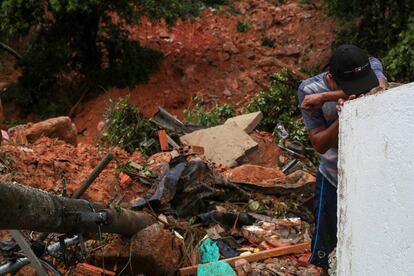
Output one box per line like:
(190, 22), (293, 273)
(224, 111), (263, 133)
(180, 122), (258, 167)
(95, 223), (182, 275)
(129, 223), (182, 275)
(11, 116), (77, 145)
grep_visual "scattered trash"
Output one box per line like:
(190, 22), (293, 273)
(234, 258), (251, 276)
(1, 130), (9, 142)
(197, 211), (255, 229)
(274, 123), (289, 140)
(132, 161), (250, 217)
(206, 224), (225, 240)
(217, 239), (238, 259)
(200, 238), (220, 263)
(151, 106), (202, 134)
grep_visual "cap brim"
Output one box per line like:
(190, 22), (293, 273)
(336, 70), (379, 95)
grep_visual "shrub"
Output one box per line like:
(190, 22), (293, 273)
(103, 98), (157, 154)
(0, 0), (223, 118)
(247, 70), (318, 166)
(227, 6), (242, 15)
(246, 70), (310, 145)
(261, 36), (276, 48)
(324, 0), (413, 53)
(236, 20), (251, 32)
(383, 18), (414, 82)
(184, 96), (235, 127)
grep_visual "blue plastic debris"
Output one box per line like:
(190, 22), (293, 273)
(197, 262), (236, 276)
(200, 238), (219, 263)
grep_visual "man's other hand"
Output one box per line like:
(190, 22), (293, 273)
(336, 95), (356, 112)
(300, 94), (324, 114)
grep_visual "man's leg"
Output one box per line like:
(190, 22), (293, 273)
(309, 172), (338, 269)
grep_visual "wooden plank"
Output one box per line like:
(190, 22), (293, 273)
(76, 263), (116, 276)
(179, 242), (310, 276)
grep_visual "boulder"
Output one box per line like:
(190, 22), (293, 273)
(11, 116), (77, 145)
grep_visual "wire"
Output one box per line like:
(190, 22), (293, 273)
(82, 200), (106, 275)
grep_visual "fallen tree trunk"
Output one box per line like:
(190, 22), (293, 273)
(0, 182), (156, 236)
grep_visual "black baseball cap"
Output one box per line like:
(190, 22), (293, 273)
(329, 44), (379, 95)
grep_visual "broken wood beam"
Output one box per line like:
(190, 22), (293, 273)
(76, 263), (116, 276)
(178, 242), (310, 275)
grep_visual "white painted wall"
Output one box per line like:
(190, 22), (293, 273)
(337, 83), (414, 276)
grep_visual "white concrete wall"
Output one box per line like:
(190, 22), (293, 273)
(338, 83), (414, 276)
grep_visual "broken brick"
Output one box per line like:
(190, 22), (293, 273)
(119, 172), (132, 189)
(158, 129), (169, 151)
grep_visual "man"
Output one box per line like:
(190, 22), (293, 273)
(297, 44), (388, 270)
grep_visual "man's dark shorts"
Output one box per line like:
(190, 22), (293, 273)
(309, 172), (337, 269)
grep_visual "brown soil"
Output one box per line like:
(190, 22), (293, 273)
(73, 0), (335, 144)
(0, 137), (147, 203)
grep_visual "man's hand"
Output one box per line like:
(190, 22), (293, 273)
(300, 94), (325, 114)
(336, 95), (357, 112)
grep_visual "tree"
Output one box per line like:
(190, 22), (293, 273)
(325, 0), (414, 53)
(0, 181), (155, 235)
(0, 0), (210, 117)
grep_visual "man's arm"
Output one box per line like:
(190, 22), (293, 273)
(301, 90), (348, 114)
(308, 120), (339, 154)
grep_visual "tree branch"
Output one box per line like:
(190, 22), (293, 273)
(0, 42), (22, 60)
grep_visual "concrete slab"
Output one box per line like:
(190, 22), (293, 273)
(179, 122), (258, 167)
(224, 111), (263, 133)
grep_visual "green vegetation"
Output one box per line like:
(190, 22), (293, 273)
(226, 5), (242, 15)
(236, 20), (251, 32)
(298, 0), (312, 7)
(184, 96), (235, 127)
(324, 0), (414, 81)
(247, 69), (319, 166)
(116, 161), (154, 178)
(261, 36), (276, 48)
(0, 0), (220, 118)
(247, 69), (309, 145)
(103, 98), (156, 154)
(383, 20), (414, 82)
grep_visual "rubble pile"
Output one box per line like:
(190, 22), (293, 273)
(0, 111), (320, 275)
